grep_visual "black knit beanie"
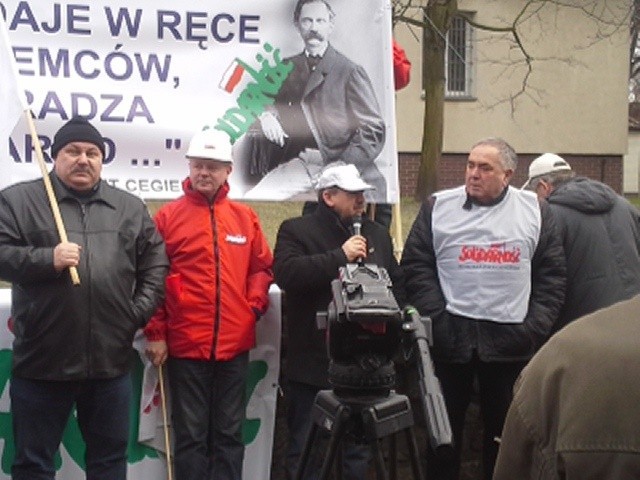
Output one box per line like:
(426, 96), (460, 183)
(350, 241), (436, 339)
(51, 116), (105, 159)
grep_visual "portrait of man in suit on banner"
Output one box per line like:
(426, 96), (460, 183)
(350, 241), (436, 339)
(233, 0), (396, 203)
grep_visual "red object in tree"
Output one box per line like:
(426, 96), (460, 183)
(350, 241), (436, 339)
(393, 39), (411, 91)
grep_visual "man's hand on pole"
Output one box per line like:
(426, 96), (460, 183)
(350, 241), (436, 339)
(146, 340), (169, 366)
(53, 242), (82, 272)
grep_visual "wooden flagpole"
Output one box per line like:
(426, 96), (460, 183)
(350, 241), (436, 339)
(24, 112), (80, 285)
(391, 200), (403, 261)
(158, 363), (173, 480)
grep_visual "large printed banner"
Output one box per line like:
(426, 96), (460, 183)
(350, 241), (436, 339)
(0, 0), (398, 202)
(0, 287), (281, 479)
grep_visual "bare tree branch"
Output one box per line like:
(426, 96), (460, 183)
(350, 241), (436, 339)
(392, 0), (633, 198)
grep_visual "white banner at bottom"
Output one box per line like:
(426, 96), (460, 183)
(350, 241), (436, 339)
(0, 286), (281, 479)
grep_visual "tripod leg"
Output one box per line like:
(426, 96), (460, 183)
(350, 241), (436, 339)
(369, 438), (389, 480)
(389, 434), (397, 480)
(318, 404), (351, 480)
(295, 421), (320, 480)
(404, 427), (426, 480)
(335, 444), (343, 480)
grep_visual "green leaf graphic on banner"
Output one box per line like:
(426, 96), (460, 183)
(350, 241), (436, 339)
(0, 349), (14, 475)
(60, 411), (85, 470)
(242, 360), (268, 445)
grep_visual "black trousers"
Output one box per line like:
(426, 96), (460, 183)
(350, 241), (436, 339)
(11, 374), (131, 480)
(429, 355), (526, 480)
(168, 353), (249, 480)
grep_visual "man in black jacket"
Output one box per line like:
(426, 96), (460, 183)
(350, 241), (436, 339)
(401, 138), (565, 480)
(522, 153), (640, 332)
(0, 116), (168, 480)
(273, 163), (404, 480)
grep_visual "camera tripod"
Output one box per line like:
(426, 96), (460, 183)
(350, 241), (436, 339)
(295, 389), (425, 480)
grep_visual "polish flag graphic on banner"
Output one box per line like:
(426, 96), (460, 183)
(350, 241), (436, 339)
(219, 59), (246, 93)
(133, 330), (172, 454)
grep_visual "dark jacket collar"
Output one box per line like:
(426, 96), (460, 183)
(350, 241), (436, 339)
(50, 172), (116, 208)
(314, 200), (356, 234)
(463, 185), (509, 210)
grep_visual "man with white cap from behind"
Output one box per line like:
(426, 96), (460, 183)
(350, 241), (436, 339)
(273, 163), (405, 479)
(520, 152), (573, 193)
(522, 152), (640, 332)
(144, 128), (274, 480)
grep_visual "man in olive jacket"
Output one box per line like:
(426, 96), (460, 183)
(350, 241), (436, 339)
(0, 116), (168, 480)
(494, 294), (640, 480)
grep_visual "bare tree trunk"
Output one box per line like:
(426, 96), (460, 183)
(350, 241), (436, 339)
(417, 0), (456, 200)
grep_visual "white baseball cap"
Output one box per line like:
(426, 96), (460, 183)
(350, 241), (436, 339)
(522, 153), (571, 189)
(315, 164), (375, 192)
(186, 128), (233, 163)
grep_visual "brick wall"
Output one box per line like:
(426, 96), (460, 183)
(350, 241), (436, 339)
(398, 153), (623, 197)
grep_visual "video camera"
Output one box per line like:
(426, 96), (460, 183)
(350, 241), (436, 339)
(317, 262), (454, 457)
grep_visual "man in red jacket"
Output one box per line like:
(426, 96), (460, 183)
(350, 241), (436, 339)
(144, 128), (274, 480)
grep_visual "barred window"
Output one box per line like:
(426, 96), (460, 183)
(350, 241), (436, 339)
(445, 16), (474, 98)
